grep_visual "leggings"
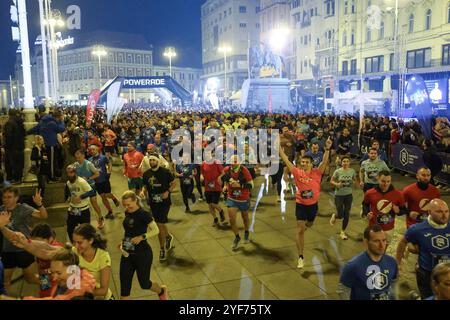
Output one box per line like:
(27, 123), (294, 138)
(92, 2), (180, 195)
(271, 163), (284, 196)
(120, 246), (153, 297)
(180, 180), (195, 209)
(66, 209), (91, 242)
(335, 194), (353, 231)
(416, 267), (433, 299)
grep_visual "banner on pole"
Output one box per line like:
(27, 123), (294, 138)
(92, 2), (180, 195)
(86, 89), (100, 126)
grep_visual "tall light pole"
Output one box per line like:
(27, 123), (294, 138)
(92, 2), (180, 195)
(38, 0), (50, 102)
(16, 0), (33, 109)
(92, 47), (107, 88)
(45, 8), (65, 102)
(218, 46), (232, 98)
(163, 47), (177, 77)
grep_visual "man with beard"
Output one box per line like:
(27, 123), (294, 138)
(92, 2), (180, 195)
(396, 199), (450, 299)
(141, 153), (176, 262)
(64, 165), (96, 242)
(338, 225), (398, 300)
(403, 167), (440, 229)
(279, 137), (332, 269)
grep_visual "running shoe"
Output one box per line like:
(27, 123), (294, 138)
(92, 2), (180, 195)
(244, 231), (250, 244)
(113, 198), (120, 207)
(185, 207), (191, 213)
(297, 257), (304, 269)
(159, 250), (167, 261)
(97, 217), (105, 230)
(191, 194), (197, 204)
(232, 236), (241, 251)
(329, 214), (336, 226)
(219, 210), (225, 223)
(198, 197), (204, 202)
(165, 234), (174, 251)
(105, 211), (115, 220)
(159, 285), (168, 300)
(340, 231), (348, 240)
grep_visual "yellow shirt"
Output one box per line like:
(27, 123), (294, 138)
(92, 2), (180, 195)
(73, 247), (113, 300)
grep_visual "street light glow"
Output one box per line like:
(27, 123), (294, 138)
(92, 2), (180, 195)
(218, 46), (232, 54)
(92, 49), (107, 56)
(163, 47), (177, 58)
(270, 28), (290, 51)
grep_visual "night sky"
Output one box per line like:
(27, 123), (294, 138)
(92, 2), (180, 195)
(0, 0), (206, 79)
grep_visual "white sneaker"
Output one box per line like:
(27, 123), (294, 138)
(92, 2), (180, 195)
(277, 196), (281, 203)
(329, 214), (336, 226)
(297, 257), (304, 269)
(340, 231), (348, 240)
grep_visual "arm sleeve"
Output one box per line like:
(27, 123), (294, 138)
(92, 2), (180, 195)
(27, 124), (40, 135)
(30, 147), (39, 162)
(79, 179), (95, 199)
(404, 227), (418, 244)
(98, 250), (112, 269)
(87, 162), (99, 174)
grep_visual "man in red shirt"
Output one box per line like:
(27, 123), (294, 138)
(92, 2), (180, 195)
(201, 152), (226, 227)
(279, 137), (333, 269)
(403, 167), (440, 229)
(85, 130), (103, 154)
(123, 142), (144, 193)
(363, 170), (408, 255)
(223, 155), (254, 250)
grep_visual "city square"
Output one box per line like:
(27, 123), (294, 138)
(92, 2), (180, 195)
(0, 0), (449, 303)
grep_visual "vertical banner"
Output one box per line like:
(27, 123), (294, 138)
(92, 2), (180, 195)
(405, 75), (433, 139)
(86, 89), (100, 126)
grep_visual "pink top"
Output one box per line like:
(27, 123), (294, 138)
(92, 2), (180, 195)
(292, 167), (322, 205)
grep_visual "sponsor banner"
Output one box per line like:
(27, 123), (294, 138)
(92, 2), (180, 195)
(86, 89), (100, 126)
(392, 144), (450, 185)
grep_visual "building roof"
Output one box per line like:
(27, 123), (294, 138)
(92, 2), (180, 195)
(59, 30), (153, 52)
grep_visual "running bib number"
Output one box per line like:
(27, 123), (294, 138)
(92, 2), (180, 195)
(68, 207), (81, 216)
(376, 213), (392, 225)
(183, 178), (192, 185)
(39, 274), (52, 291)
(122, 238), (136, 252)
(368, 171), (378, 180)
(151, 194), (163, 203)
(208, 182), (216, 189)
(370, 291), (390, 300)
(301, 190), (314, 199)
(232, 190), (242, 198)
(432, 254), (450, 268)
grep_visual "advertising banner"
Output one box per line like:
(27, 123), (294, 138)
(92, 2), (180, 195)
(86, 89), (100, 126)
(392, 144), (450, 185)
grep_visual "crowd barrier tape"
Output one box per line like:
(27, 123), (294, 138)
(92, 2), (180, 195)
(392, 144), (450, 186)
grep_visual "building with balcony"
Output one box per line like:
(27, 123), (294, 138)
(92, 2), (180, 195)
(201, 0), (261, 96)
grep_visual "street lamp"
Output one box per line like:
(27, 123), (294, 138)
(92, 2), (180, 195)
(44, 8), (65, 102)
(92, 47), (108, 88)
(218, 46), (232, 99)
(163, 47), (177, 77)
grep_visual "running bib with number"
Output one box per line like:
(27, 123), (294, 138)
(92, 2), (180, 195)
(151, 194), (163, 203)
(208, 182), (216, 189)
(301, 190), (314, 199)
(122, 238), (136, 252)
(183, 178), (192, 185)
(68, 207), (81, 216)
(232, 190), (242, 197)
(39, 274), (52, 291)
(368, 171), (378, 180)
(376, 214), (392, 225)
(370, 291), (390, 300)
(432, 254), (450, 268)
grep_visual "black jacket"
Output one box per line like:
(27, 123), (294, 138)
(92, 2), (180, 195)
(3, 116), (25, 150)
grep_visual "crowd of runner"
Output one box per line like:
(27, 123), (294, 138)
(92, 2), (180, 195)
(0, 104), (449, 300)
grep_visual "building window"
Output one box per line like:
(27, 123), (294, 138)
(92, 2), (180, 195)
(390, 53), (395, 71)
(366, 27), (371, 42)
(351, 29), (355, 45)
(425, 9), (432, 30)
(326, 0), (335, 16)
(343, 31), (347, 46)
(256, 6), (260, 13)
(409, 14), (414, 33)
(442, 44), (450, 65)
(350, 59), (357, 74)
(344, 1), (348, 14)
(351, 0), (356, 14)
(379, 21), (384, 39)
(342, 61), (348, 75)
(239, 6), (246, 13)
(365, 56), (384, 73)
(239, 23), (247, 28)
(407, 48), (432, 68)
